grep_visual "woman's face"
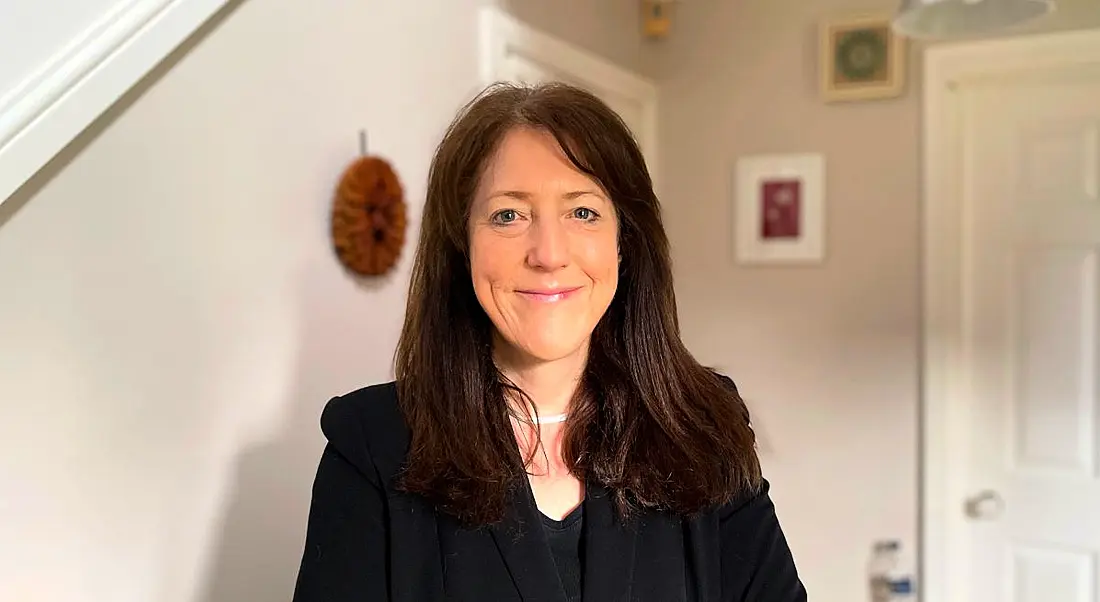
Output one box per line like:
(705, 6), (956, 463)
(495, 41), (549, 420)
(468, 127), (619, 365)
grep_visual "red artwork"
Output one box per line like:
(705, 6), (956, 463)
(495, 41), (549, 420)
(760, 179), (801, 239)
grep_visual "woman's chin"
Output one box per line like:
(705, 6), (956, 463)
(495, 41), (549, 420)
(505, 334), (591, 365)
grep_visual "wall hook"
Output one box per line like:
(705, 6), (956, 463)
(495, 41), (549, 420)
(359, 129), (369, 156)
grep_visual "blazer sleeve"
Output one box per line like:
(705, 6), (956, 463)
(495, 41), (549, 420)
(719, 480), (808, 602)
(292, 442), (389, 601)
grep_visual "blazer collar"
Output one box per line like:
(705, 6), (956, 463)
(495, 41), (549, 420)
(487, 479), (640, 602)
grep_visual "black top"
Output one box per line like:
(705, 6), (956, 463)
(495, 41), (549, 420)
(541, 505), (584, 602)
(292, 380), (809, 602)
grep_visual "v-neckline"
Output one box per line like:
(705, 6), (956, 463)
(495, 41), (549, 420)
(487, 478), (639, 602)
(538, 502), (584, 529)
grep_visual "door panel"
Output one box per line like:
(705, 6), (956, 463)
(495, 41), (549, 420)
(962, 66), (1100, 601)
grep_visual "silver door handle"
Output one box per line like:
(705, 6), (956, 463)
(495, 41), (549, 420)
(964, 490), (1005, 520)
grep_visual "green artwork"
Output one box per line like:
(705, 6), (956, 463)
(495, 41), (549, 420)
(834, 29), (887, 82)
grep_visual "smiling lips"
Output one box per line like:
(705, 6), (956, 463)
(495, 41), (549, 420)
(515, 286), (582, 303)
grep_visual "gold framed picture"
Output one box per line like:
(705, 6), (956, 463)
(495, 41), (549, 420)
(819, 12), (906, 102)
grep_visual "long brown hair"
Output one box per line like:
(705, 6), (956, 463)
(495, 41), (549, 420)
(394, 82), (761, 526)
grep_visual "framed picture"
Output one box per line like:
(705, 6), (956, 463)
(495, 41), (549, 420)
(733, 153), (826, 265)
(819, 12), (906, 102)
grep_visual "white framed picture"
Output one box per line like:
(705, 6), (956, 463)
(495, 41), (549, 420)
(733, 153), (826, 265)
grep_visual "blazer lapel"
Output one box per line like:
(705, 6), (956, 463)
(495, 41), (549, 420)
(362, 384), (446, 602)
(582, 482), (639, 602)
(488, 482), (570, 602)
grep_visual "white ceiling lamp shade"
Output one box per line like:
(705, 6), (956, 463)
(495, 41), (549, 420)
(892, 0), (1055, 39)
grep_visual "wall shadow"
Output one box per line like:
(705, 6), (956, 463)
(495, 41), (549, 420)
(195, 254), (352, 602)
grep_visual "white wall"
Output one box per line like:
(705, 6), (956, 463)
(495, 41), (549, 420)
(0, 0), (484, 600)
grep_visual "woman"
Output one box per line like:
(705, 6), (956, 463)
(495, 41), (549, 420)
(292, 82), (807, 602)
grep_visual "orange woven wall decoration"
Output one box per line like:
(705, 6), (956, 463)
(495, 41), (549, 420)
(331, 155), (408, 277)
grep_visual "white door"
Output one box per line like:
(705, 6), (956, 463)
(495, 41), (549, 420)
(479, 7), (658, 181)
(925, 32), (1100, 602)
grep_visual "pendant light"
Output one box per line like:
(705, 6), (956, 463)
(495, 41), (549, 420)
(892, 0), (1055, 39)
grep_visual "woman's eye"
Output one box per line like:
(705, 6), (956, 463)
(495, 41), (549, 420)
(491, 209), (519, 224)
(572, 207), (599, 221)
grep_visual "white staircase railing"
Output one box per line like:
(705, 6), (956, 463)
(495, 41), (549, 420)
(0, 0), (231, 206)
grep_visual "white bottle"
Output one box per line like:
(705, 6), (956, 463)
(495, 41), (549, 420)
(868, 540), (913, 602)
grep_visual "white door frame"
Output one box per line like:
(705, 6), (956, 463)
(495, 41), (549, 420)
(921, 26), (1100, 602)
(478, 6), (659, 185)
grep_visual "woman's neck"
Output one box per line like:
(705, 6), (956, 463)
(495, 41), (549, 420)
(494, 342), (587, 418)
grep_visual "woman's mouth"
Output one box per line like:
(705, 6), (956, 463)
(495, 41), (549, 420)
(515, 286), (582, 303)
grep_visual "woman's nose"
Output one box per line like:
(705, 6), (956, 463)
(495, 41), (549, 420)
(525, 217), (569, 271)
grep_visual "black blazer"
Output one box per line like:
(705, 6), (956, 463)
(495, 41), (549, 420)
(292, 381), (808, 602)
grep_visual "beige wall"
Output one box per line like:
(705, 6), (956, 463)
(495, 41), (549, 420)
(655, 1), (921, 596)
(650, 0), (1100, 599)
